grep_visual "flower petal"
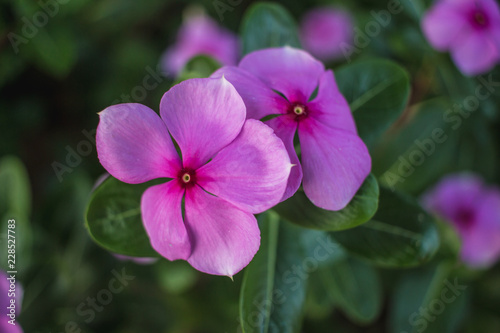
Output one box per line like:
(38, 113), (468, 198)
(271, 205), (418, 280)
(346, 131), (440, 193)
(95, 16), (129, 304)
(161, 15), (239, 75)
(461, 188), (500, 267)
(238, 46), (325, 102)
(265, 115), (302, 201)
(141, 181), (191, 261)
(160, 77), (246, 169)
(185, 186), (260, 276)
(308, 70), (357, 133)
(451, 30), (500, 75)
(422, 1), (468, 51)
(211, 66), (289, 120)
(97, 103), (181, 184)
(299, 118), (371, 210)
(197, 119), (291, 214)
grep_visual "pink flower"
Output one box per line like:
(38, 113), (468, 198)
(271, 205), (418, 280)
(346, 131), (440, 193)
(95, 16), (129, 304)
(212, 47), (371, 211)
(161, 14), (239, 76)
(422, 173), (500, 268)
(1, 270), (23, 333)
(299, 7), (353, 62)
(96, 77), (291, 276)
(422, 0), (500, 76)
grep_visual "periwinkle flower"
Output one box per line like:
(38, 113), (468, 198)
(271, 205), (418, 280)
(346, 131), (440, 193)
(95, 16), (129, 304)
(423, 173), (500, 268)
(161, 13), (239, 76)
(1, 270), (23, 333)
(96, 77), (291, 276)
(212, 47), (371, 211)
(422, 0), (500, 76)
(299, 7), (353, 62)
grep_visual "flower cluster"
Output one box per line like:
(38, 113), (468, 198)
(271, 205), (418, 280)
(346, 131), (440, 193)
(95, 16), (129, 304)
(97, 47), (371, 276)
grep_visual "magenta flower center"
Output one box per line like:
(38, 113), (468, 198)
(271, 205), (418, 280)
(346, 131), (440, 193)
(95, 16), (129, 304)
(470, 9), (489, 28)
(178, 168), (197, 188)
(288, 103), (308, 121)
(454, 208), (475, 229)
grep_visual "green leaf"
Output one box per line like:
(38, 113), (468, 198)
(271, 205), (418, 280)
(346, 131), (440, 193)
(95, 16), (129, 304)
(274, 174), (379, 231)
(85, 176), (160, 257)
(176, 55), (222, 82)
(240, 2), (300, 55)
(373, 99), (496, 194)
(0, 156), (31, 215)
(389, 262), (468, 333)
(0, 156), (33, 275)
(330, 187), (439, 267)
(336, 59), (411, 148)
(240, 212), (307, 333)
(319, 257), (382, 324)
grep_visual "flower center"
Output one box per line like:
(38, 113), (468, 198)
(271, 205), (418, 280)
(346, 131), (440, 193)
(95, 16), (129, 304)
(288, 103), (308, 121)
(471, 10), (489, 28)
(454, 208), (475, 229)
(178, 169), (196, 188)
(293, 105), (305, 115)
(182, 173), (191, 183)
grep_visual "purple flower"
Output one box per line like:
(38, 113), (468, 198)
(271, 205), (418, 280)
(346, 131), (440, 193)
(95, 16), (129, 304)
(423, 173), (500, 268)
(1, 270), (23, 333)
(299, 7), (353, 62)
(422, 0), (500, 76)
(161, 14), (239, 76)
(96, 77), (291, 276)
(212, 47), (371, 211)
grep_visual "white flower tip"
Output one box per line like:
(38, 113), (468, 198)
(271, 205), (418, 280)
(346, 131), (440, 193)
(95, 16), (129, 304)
(227, 274), (234, 281)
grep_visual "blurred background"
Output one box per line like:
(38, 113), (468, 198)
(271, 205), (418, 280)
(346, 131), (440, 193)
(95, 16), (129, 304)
(1, 0), (500, 332)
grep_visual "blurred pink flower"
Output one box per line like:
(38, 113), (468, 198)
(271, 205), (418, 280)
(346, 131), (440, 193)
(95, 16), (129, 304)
(213, 47), (371, 211)
(299, 7), (353, 61)
(96, 77), (291, 276)
(422, 0), (500, 76)
(161, 14), (239, 76)
(423, 173), (500, 268)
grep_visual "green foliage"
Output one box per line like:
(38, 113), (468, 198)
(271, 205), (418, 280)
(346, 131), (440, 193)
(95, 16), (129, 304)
(85, 176), (160, 257)
(240, 2), (301, 55)
(240, 212), (307, 333)
(274, 174), (379, 231)
(331, 187), (440, 267)
(336, 59), (411, 148)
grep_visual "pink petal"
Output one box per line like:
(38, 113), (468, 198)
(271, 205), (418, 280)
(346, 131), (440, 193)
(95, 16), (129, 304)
(160, 77), (246, 170)
(238, 47), (325, 102)
(422, 1), (468, 51)
(184, 186), (260, 276)
(298, 118), (371, 210)
(97, 103), (181, 184)
(141, 181), (191, 261)
(300, 7), (353, 61)
(211, 66), (289, 120)
(451, 30), (500, 75)
(422, 173), (483, 233)
(461, 188), (500, 267)
(161, 15), (239, 76)
(265, 116), (302, 201)
(307, 70), (357, 133)
(197, 119), (291, 214)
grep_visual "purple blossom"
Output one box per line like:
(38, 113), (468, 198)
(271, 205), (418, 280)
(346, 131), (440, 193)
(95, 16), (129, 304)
(160, 14), (239, 76)
(212, 47), (371, 211)
(422, 0), (500, 76)
(423, 173), (500, 268)
(1, 270), (23, 333)
(96, 77), (291, 276)
(299, 7), (353, 62)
